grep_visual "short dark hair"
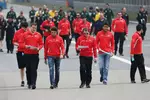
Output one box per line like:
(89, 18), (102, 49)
(51, 27), (58, 32)
(31, 23), (37, 26)
(21, 22), (28, 28)
(106, 3), (109, 6)
(103, 22), (110, 27)
(136, 24), (143, 31)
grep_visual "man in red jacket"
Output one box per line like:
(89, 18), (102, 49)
(76, 28), (97, 88)
(58, 15), (71, 58)
(21, 23), (43, 89)
(72, 13), (83, 55)
(130, 24), (150, 83)
(44, 27), (65, 89)
(13, 22), (28, 87)
(40, 16), (55, 42)
(111, 12), (128, 56)
(96, 22), (114, 85)
(80, 17), (91, 35)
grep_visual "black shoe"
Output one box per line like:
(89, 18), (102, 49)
(119, 54), (124, 56)
(66, 55), (69, 58)
(50, 85), (54, 89)
(10, 51), (13, 54)
(86, 85), (91, 88)
(141, 79), (150, 83)
(79, 83), (85, 88)
(21, 81), (25, 87)
(32, 85), (36, 90)
(0, 49), (3, 52)
(131, 81), (136, 84)
(54, 84), (58, 88)
(7, 50), (9, 53)
(103, 80), (107, 85)
(100, 77), (103, 82)
(28, 85), (31, 89)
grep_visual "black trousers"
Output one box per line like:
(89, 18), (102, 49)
(130, 54), (147, 81)
(24, 54), (39, 86)
(30, 17), (35, 23)
(141, 24), (147, 39)
(60, 35), (70, 55)
(114, 32), (125, 55)
(6, 39), (14, 52)
(74, 33), (80, 53)
(79, 56), (93, 85)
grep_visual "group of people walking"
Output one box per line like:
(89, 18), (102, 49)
(0, 3), (149, 90)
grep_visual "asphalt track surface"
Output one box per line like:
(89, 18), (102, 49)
(0, 4), (150, 100)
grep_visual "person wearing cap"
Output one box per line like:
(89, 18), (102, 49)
(76, 28), (97, 88)
(21, 23), (43, 89)
(58, 15), (71, 58)
(5, 18), (18, 54)
(80, 7), (89, 19)
(16, 11), (27, 29)
(111, 12), (128, 56)
(93, 13), (107, 35)
(29, 6), (36, 23)
(6, 7), (16, 20)
(13, 22), (28, 87)
(44, 27), (65, 89)
(40, 16), (55, 42)
(136, 6), (148, 40)
(96, 22), (114, 85)
(104, 3), (114, 28)
(0, 14), (6, 52)
(130, 24), (150, 83)
(121, 7), (129, 26)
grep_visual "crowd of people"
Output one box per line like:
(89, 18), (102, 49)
(0, 3), (149, 90)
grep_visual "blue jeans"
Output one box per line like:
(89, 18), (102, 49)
(98, 53), (111, 81)
(48, 56), (61, 86)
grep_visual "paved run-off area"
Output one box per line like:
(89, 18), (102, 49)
(0, 4), (150, 100)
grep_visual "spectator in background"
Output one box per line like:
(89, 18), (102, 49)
(16, 11), (27, 29)
(0, 14), (6, 52)
(29, 6), (36, 23)
(58, 7), (65, 21)
(42, 8), (50, 21)
(49, 7), (57, 18)
(136, 6), (148, 40)
(80, 7), (89, 19)
(94, 7), (100, 22)
(104, 3), (114, 27)
(121, 7), (129, 26)
(6, 6), (16, 20)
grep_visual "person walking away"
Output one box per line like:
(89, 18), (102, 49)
(96, 22), (114, 85)
(58, 15), (71, 58)
(76, 28), (97, 88)
(130, 24), (150, 83)
(5, 18), (18, 54)
(0, 14), (6, 52)
(136, 6), (148, 40)
(29, 6), (36, 23)
(13, 22), (28, 87)
(111, 12), (128, 56)
(44, 27), (65, 89)
(21, 23), (43, 89)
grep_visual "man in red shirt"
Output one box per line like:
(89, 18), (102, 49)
(72, 13), (83, 55)
(22, 23), (43, 89)
(96, 22), (114, 85)
(76, 28), (97, 88)
(80, 17), (91, 35)
(44, 27), (65, 89)
(130, 24), (150, 83)
(13, 22), (28, 87)
(58, 15), (71, 58)
(111, 12), (128, 56)
(40, 16), (55, 42)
